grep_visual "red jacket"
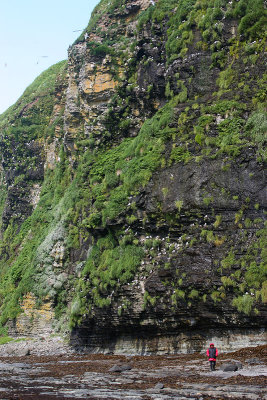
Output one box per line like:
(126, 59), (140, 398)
(206, 347), (218, 361)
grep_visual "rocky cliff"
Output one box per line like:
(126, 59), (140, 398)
(0, 0), (266, 353)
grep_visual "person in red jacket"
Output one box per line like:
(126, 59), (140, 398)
(206, 343), (218, 371)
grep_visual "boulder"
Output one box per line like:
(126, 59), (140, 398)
(245, 357), (261, 364)
(2, 346), (31, 357)
(220, 363), (239, 372)
(223, 359), (243, 369)
(155, 382), (164, 389)
(109, 363), (132, 372)
(19, 347), (31, 357)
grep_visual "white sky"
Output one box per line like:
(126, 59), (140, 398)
(0, 0), (100, 114)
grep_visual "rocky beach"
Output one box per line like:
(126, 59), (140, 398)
(0, 338), (266, 399)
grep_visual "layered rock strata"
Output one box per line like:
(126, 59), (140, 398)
(0, 0), (266, 353)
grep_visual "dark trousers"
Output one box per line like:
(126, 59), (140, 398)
(210, 361), (216, 370)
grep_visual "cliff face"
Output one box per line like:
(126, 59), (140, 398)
(0, 0), (266, 353)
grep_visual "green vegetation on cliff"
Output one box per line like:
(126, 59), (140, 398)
(0, 61), (67, 329)
(0, 0), (266, 338)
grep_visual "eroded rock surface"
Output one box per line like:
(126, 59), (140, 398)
(0, 343), (266, 399)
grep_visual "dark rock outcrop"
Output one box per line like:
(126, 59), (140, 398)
(0, 0), (266, 353)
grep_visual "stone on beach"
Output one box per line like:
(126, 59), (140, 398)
(109, 363), (132, 372)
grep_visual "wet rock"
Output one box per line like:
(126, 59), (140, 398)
(222, 359), (243, 369)
(220, 362), (239, 372)
(3, 346), (30, 357)
(109, 363), (132, 372)
(109, 364), (121, 372)
(155, 382), (165, 389)
(0, 347), (266, 400)
(231, 359), (243, 369)
(245, 357), (262, 364)
(19, 347), (31, 357)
